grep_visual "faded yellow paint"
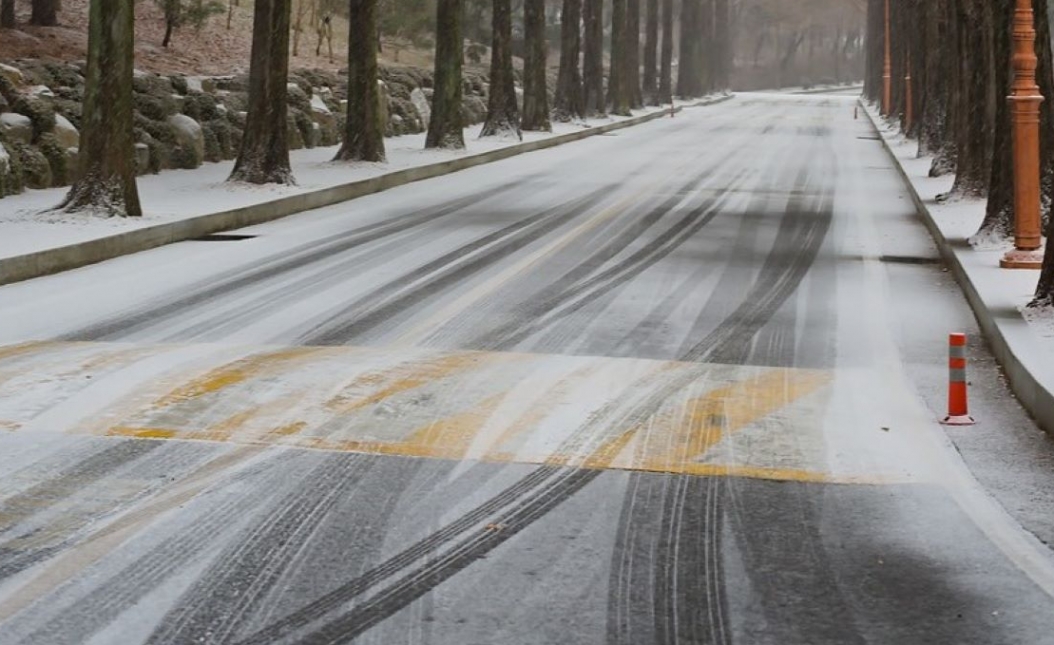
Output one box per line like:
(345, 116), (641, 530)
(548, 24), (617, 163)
(154, 347), (320, 407)
(109, 427), (179, 439)
(324, 351), (509, 415)
(0, 341), (60, 363)
(635, 368), (831, 472)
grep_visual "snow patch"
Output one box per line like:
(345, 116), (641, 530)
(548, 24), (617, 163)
(1021, 302), (1054, 338)
(968, 226), (1014, 251)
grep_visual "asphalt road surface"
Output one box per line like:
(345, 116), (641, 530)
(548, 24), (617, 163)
(2, 93), (1054, 645)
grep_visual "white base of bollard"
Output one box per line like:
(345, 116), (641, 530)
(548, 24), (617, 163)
(941, 414), (976, 426)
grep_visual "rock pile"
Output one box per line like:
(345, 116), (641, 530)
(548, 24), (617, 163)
(0, 60), (494, 200)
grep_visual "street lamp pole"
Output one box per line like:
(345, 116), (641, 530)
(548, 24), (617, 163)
(1002, 0), (1045, 269)
(882, 0), (892, 116)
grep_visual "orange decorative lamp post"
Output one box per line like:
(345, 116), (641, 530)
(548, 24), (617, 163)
(1002, 0), (1045, 269)
(882, 0), (892, 116)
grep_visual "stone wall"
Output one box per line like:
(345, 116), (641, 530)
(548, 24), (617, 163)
(0, 60), (494, 200)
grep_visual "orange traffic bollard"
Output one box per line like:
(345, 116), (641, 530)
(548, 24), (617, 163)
(941, 333), (975, 426)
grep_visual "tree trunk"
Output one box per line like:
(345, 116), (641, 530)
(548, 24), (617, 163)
(58, 0), (141, 217)
(713, 0), (729, 89)
(627, 0), (642, 108)
(229, 0), (294, 184)
(426, 0), (465, 148)
(30, 0), (59, 26)
(336, 0), (385, 161)
(1, 0), (15, 28)
(582, 0), (605, 115)
(642, 0), (658, 103)
(552, 0), (583, 120)
(677, 0), (697, 97)
(1034, 0), (1054, 304)
(949, 0), (995, 199)
(658, 0), (672, 103)
(522, 0), (551, 130)
(607, 0), (631, 114)
(698, 0), (712, 93)
(480, 0), (521, 138)
(975, 0), (1013, 240)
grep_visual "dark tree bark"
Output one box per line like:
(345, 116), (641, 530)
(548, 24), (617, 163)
(522, 0), (551, 130)
(161, 0), (179, 48)
(58, 0), (141, 217)
(426, 0), (465, 148)
(948, 0), (996, 199)
(713, 0), (729, 90)
(929, 0), (960, 176)
(1, 0), (15, 28)
(552, 0), (584, 120)
(336, 0), (385, 161)
(30, 0), (59, 26)
(627, 0), (642, 108)
(864, 0), (882, 101)
(975, 0), (1013, 239)
(607, 0), (631, 114)
(642, 0), (658, 103)
(229, 0), (294, 184)
(658, 0), (672, 103)
(582, 0), (605, 115)
(677, 0), (698, 97)
(698, 0), (712, 93)
(481, 0), (521, 137)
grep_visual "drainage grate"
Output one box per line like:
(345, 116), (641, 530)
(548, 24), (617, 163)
(191, 234), (258, 242)
(879, 255), (941, 265)
(857, 135), (882, 140)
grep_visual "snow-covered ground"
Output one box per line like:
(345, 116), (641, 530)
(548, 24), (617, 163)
(865, 102), (1054, 375)
(0, 108), (676, 260)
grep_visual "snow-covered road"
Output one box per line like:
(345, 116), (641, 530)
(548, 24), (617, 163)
(1, 92), (1054, 644)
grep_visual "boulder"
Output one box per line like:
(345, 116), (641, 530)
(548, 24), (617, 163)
(166, 114), (205, 169)
(27, 85), (54, 98)
(52, 114), (80, 149)
(0, 140), (24, 197)
(134, 142), (150, 174)
(15, 143), (52, 189)
(0, 64), (25, 88)
(310, 93), (339, 145)
(0, 113), (33, 145)
(410, 87), (431, 129)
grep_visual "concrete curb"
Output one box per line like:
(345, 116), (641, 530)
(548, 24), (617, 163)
(860, 98), (1054, 439)
(0, 94), (735, 287)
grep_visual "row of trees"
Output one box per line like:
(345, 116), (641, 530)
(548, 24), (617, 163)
(45, 0), (732, 218)
(863, 0), (1054, 304)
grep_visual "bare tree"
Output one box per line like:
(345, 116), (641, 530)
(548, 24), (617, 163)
(480, 0), (522, 138)
(552, 0), (584, 120)
(229, 0), (295, 184)
(336, 0), (385, 161)
(521, 0), (551, 130)
(59, 0), (141, 217)
(426, 0), (465, 148)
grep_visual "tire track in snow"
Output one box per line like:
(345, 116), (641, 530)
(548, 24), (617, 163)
(299, 184), (617, 345)
(63, 179), (534, 342)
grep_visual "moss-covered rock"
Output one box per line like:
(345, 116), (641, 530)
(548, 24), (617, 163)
(43, 63), (84, 90)
(134, 92), (179, 121)
(182, 91), (221, 122)
(286, 84), (311, 113)
(0, 131), (24, 198)
(132, 73), (175, 98)
(170, 75), (189, 95)
(204, 118), (234, 160)
(220, 91), (249, 115)
(14, 142), (52, 189)
(286, 113), (305, 150)
(12, 95), (56, 142)
(37, 133), (70, 186)
(291, 108), (315, 149)
(134, 127), (165, 174)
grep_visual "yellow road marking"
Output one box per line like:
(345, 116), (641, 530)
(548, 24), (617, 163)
(635, 368), (831, 471)
(324, 351), (511, 414)
(154, 347), (321, 407)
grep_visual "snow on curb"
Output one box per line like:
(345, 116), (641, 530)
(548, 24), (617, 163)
(0, 94), (735, 286)
(860, 98), (1054, 440)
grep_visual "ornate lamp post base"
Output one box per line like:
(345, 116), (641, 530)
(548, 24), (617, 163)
(1000, 247), (1044, 269)
(1004, 0), (1045, 269)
